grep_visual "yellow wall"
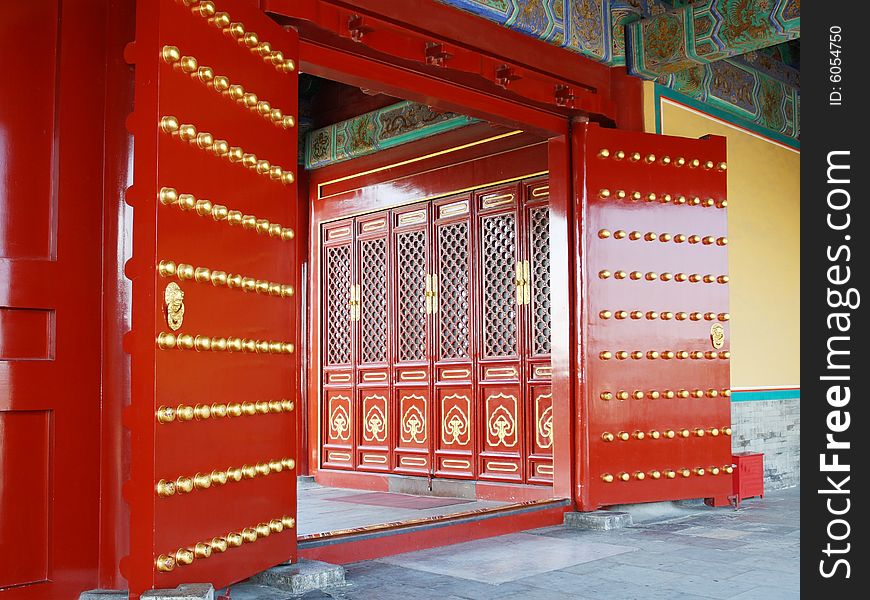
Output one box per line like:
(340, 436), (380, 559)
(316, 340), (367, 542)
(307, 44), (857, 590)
(643, 82), (800, 389)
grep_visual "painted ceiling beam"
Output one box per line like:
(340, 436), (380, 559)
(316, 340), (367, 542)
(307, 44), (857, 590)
(626, 0), (800, 80)
(305, 101), (479, 169)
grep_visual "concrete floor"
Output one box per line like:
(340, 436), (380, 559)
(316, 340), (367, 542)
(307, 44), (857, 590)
(297, 479), (508, 536)
(231, 486), (800, 599)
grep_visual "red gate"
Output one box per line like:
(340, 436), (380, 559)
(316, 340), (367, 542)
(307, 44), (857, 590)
(578, 124), (732, 509)
(124, 0), (299, 595)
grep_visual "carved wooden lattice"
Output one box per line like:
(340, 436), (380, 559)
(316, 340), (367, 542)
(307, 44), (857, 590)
(529, 206), (551, 356)
(397, 230), (427, 362)
(481, 214), (517, 357)
(360, 238), (388, 364)
(326, 244), (352, 365)
(438, 222), (470, 359)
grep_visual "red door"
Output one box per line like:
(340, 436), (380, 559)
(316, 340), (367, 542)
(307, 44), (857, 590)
(391, 204), (433, 475)
(1, 2), (104, 597)
(124, 0), (299, 595)
(355, 213), (391, 471)
(432, 195), (476, 479)
(321, 221), (355, 470)
(578, 123), (732, 508)
(522, 179), (554, 483)
(475, 185), (525, 482)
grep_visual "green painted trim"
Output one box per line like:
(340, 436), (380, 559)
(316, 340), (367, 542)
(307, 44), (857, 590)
(305, 101), (479, 170)
(654, 85), (800, 150)
(731, 389), (800, 402)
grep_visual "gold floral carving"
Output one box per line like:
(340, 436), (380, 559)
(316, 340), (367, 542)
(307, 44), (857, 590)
(536, 393), (554, 450)
(441, 394), (470, 445)
(363, 397), (387, 443)
(329, 397), (351, 441)
(486, 393), (517, 448)
(401, 395), (427, 444)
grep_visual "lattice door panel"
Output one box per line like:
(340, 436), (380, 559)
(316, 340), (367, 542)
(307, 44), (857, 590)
(480, 212), (519, 359)
(433, 196), (475, 479)
(476, 187), (524, 482)
(528, 206), (552, 358)
(324, 242), (353, 366)
(359, 237), (388, 365)
(126, 0), (298, 595)
(392, 206), (432, 475)
(356, 215), (390, 471)
(321, 222), (355, 470)
(395, 229), (428, 363)
(581, 124), (731, 509)
(523, 180), (553, 483)
(437, 221), (472, 360)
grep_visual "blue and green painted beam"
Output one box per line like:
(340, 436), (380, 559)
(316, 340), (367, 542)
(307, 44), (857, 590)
(625, 0), (799, 79)
(305, 101), (479, 170)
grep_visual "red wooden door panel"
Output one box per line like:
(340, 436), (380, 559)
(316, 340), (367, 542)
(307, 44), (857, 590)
(475, 185), (525, 482)
(522, 180), (553, 484)
(392, 204), (433, 475)
(579, 124), (731, 509)
(356, 214), (391, 471)
(125, 0), (299, 595)
(321, 220), (355, 470)
(1, 1), (104, 597)
(432, 196), (476, 479)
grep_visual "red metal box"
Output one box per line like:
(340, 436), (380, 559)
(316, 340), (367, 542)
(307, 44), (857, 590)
(733, 452), (764, 506)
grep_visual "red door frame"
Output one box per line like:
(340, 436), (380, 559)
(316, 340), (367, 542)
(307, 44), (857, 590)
(261, 0), (644, 505)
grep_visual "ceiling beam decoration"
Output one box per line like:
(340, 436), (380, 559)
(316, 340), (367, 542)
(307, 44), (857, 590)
(626, 0), (800, 80)
(305, 101), (479, 169)
(661, 57), (800, 144)
(436, 0), (613, 64)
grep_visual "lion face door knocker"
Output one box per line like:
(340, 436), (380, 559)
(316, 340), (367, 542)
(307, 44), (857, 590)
(710, 323), (725, 349)
(164, 282), (185, 331)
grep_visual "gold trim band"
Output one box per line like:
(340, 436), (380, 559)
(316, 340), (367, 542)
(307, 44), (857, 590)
(155, 513), (295, 572)
(160, 115), (295, 185)
(179, 0), (296, 74)
(156, 332), (294, 354)
(158, 259), (294, 298)
(156, 399), (294, 424)
(158, 186), (295, 240)
(161, 45), (294, 129)
(156, 457), (295, 497)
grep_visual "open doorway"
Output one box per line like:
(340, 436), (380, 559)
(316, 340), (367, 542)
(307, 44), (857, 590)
(294, 75), (567, 559)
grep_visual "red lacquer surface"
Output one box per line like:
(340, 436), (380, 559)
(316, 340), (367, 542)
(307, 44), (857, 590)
(124, 0), (299, 595)
(576, 124), (732, 509)
(1, 1), (106, 597)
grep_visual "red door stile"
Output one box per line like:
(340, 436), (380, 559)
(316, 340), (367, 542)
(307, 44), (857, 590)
(522, 178), (554, 484)
(126, 0), (299, 595)
(475, 184), (525, 483)
(578, 123), (731, 509)
(321, 220), (355, 470)
(432, 194), (477, 480)
(355, 213), (392, 472)
(391, 203), (434, 476)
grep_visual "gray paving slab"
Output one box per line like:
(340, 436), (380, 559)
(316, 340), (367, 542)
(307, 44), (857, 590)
(378, 532), (636, 584)
(222, 486), (799, 599)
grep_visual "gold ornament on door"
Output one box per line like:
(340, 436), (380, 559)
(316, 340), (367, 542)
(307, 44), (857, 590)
(710, 323), (725, 349)
(164, 282), (185, 330)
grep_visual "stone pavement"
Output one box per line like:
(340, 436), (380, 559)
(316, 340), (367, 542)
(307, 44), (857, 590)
(228, 487), (799, 600)
(297, 479), (506, 536)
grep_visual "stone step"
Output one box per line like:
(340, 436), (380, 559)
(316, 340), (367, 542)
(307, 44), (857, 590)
(247, 559), (346, 595)
(80, 560), (345, 599)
